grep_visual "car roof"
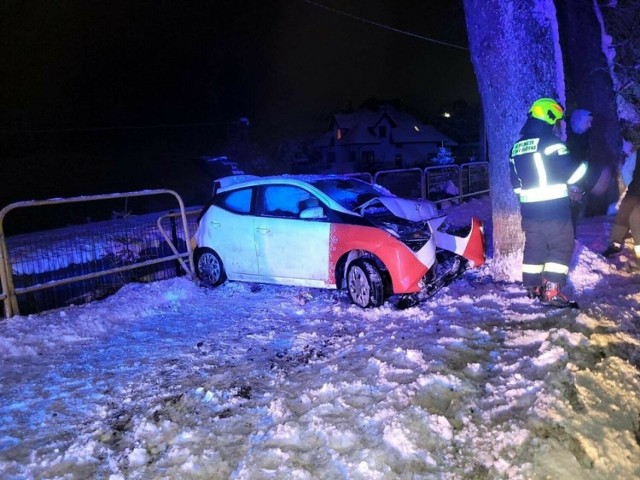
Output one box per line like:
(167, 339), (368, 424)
(215, 174), (370, 192)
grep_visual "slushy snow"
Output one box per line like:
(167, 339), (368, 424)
(1, 197), (639, 480)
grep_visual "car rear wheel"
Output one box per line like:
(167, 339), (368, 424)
(347, 258), (384, 308)
(194, 247), (227, 287)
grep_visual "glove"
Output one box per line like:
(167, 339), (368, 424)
(568, 185), (584, 202)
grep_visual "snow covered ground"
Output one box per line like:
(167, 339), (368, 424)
(0, 197), (639, 479)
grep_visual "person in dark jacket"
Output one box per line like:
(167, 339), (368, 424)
(602, 132), (640, 263)
(567, 109), (593, 233)
(568, 109), (593, 161)
(509, 98), (588, 307)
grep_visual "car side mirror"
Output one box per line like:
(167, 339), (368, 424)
(300, 206), (325, 219)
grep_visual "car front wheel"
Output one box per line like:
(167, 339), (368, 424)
(347, 258), (384, 308)
(194, 247), (227, 287)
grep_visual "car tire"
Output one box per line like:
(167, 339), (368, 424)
(347, 258), (385, 308)
(194, 247), (227, 287)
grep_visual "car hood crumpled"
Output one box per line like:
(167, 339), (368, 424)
(359, 196), (440, 222)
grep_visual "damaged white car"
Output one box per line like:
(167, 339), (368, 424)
(192, 174), (485, 308)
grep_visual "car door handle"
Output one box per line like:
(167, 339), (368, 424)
(209, 221), (221, 228)
(255, 227), (271, 233)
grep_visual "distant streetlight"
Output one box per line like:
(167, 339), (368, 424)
(442, 112), (451, 118)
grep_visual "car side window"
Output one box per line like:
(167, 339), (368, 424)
(217, 188), (253, 214)
(261, 185), (319, 218)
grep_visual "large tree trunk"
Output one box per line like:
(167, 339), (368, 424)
(556, 1), (621, 215)
(463, 0), (565, 282)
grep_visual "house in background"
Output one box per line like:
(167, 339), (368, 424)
(312, 102), (457, 173)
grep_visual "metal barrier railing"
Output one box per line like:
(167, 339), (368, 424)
(460, 162), (491, 200)
(345, 172), (374, 184)
(0, 189), (196, 318)
(157, 210), (198, 276)
(373, 168), (425, 199)
(424, 165), (461, 206)
(369, 162), (490, 205)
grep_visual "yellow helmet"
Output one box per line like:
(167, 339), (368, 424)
(529, 98), (564, 125)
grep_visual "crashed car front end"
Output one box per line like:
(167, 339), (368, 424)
(357, 195), (485, 293)
(359, 200), (437, 271)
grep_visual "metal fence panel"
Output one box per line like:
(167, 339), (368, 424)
(342, 164), (489, 205)
(460, 162), (490, 199)
(344, 172), (374, 184)
(424, 165), (461, 205)
(0, 190), (197, 318)
(373, 168), (424, 199)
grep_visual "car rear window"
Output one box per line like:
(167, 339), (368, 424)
(218, 188), (253, 214)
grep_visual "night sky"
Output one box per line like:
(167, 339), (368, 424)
(0, 0), (479, 213)
(2, 0), (477, 136)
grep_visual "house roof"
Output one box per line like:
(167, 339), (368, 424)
(329, 105), (457, 147)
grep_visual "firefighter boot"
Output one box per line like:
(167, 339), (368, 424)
(540, 281), (574, 308)
(526, 286), (542, 299)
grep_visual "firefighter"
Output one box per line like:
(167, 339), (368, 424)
(602, 128), (640, 266)
(509, 98), (588, 307)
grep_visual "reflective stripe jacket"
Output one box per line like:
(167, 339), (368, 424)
(510, 117), (588, 220)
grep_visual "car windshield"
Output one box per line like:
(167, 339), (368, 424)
(309, 178), (390, 211)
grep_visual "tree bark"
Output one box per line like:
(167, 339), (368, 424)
(556, 0), (621, 215)
(463, 0), (565, 282)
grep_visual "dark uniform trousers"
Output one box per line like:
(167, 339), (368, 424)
(521, 216), (574, 287)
